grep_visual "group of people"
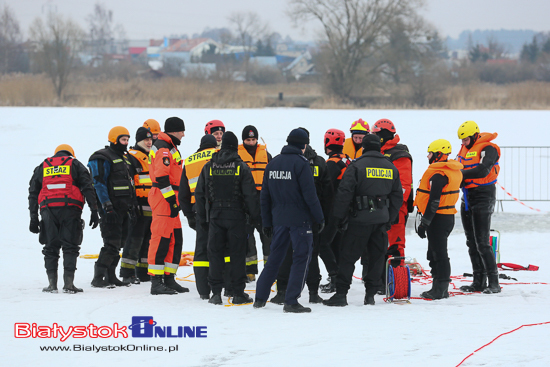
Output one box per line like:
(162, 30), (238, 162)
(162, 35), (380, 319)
(28, 116), (501, 312)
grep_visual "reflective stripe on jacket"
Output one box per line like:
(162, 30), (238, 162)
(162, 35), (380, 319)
(38, 156), (85, 209)
(457, 132), (500, 189)
(184, 148), (215, 204)
(149, 132), (182, 200)
(128, 149), (151, 199)
(414, 159), (463, 215)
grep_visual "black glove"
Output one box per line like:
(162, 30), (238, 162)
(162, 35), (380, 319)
(166, 196), (180, 218)
(313, 221), (325, 234)
(262, 226), (273, 238)
(102, 202), (118, 224)
(89, 210), (99, 229)
(417, 223), (427, 239)
(187, 215), (197, 230)
(29, 214), (40, 234)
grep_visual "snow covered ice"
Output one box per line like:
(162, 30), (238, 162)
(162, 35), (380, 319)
(2, 107), (549, 366)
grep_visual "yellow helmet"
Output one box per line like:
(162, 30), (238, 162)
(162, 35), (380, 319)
(427, 139), (452, 155)
(457, 121), (480, 139)
(54, 144), (75, 157)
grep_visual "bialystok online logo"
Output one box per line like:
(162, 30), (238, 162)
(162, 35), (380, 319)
(14, 317), (207, 342)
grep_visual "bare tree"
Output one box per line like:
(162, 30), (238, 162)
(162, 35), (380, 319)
(288, 0), (425, 100)
(228, 11), (268, 81)
(87, 2), (127, 56)
(0, 5), (24, 73)
(30, 13), (85, 98)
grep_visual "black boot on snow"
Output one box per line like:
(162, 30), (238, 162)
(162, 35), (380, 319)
(253, 299), (266, 309)
(483, 273), (501, 294)
(150, 275), (177, 295)
(283, 302), (312, 313)
(123, 275), (140, 285)
(209, 293), (223, 305)
(232, 293), (253, 304)
(460, 272), (487, 292)
(200, 294), (210, 300)
(63, 271), (83, 294)
(91, 264), (114, 288)
(43, 271), (58, 293)
(108, 261), (130, 287)
(421, 280), (450, 300)
(320, 276), (337, 293)
(135, 266), (151, 282)
(270, 291), (286, 305)
(323, 293), (348, 307)
(309, 292), (324, 304)
(223, 288), (234, 297)
(164, 274), (189, 293)
(364, 294), (375, 305)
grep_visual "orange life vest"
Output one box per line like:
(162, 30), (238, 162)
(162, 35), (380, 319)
(38, 156), (84, 210)
(457, 132), (500, 189)
(414, 159), (463, 215)
(128, 148), (152, 215)
(184, 148), (216, 204)
(327, 153), (351, 180)
(238, 144), (268, 190)
(343, 137), (363, 159)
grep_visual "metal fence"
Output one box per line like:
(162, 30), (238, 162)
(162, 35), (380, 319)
(497, 146), (550, 205)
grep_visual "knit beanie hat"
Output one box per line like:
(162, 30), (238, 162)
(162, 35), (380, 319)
(199, 134), (217, 150)
(221, 131), (239, 152)
(362, 134), (381, 152)
(242, 125), (259, 141)
(135, 127), (153, 143)
(286, 128), (309, 149)
(165, 117), (185, 133)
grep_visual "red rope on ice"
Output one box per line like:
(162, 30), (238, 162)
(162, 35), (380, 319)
(455, 321), (550, 367)
(497, 183), (547, 213)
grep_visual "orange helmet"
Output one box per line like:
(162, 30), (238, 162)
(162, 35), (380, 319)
(108, 126), (130, 144)
(324, 129), (346, 148)
(54, 144), (75, 157)
(205, 120), (225, 134)
(143, 119), (161, 134)
(350, 119), (370, 134)
(372, 119), (396, 133)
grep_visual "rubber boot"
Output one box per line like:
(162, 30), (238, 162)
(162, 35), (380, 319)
(123, 275), (140, 285)
(43, 271), (58, 293)
(209, 293), (223, 305)
(421, 280), (450, 300)
(164, 274), (189, 293)
(483, 273), (501, 294)
(459, 272), (487, 292)
(309, 292), (324, 304)
(63, 271), (83, 294)
(200, 294), (210, 300)
(270, 291), (286, 305)
(283, 302), (312, 313)
(150, 275), (177, 295)
(322, 293), (348, 307)
(223, 288), (234, 297)
(253, 299), (266, 308)
(232, 292), (253, 304)
(91, 263), (113, 288)
(136, 266), (150, 282)
(108, 258), (130, 287)
(364, 293), (375, 305)
(320, 276), (337, 293)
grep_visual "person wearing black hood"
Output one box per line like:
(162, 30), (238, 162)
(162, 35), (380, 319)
(88, 126), (136, 288)
(323, 134), (402, 307)
(119, 127), (154, 284)
(179, 134), (218, 299)
(237, 125), (273, 281)
(195, 131), (261, 305)
(254, 128), (325, 313)
(268, 127), (332, 305)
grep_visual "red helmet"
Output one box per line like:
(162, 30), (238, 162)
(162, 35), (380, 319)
(204, 120), (225, 134)
(372, 119), (396, 133)
(324, 129), (346, 148)
(350, 119), (370, 134)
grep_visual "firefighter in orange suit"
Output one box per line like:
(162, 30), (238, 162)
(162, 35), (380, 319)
(28, 144), (99, 293)
(414, 139), (463, 300)
(342, 119), (369, 159)
(120, 127), (154, 283)
(143, 118), (161, 141)
(147, 117), (189, 295)
(456, 121), (501, 294)
(179, 134), (218, 299)
(238, 125), (272, 280)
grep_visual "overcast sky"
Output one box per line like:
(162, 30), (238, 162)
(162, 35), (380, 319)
(3, 0), (550, 41)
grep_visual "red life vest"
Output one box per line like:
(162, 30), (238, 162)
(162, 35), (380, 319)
(38, 156), (84, 210)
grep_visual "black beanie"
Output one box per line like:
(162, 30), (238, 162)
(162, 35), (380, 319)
(298, 127), (310, 137)
(165, 117), (185, 133)
(199, 134), (217, 150)
(135, 127), (153, 143)
(221, 131), (239, 152)
(242, 125), (259, 141)
(287, 128), (309, 149)
(362, 134), (381, 152)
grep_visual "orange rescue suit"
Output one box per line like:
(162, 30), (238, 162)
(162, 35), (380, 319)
(414, 159), (463, 215)
(238, 144), (268, 190)
(457, 132), (500, 189)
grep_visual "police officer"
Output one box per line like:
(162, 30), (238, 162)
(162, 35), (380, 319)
(179, 134), (218, 299)
(29, 144), (99, 293)
(342, 119), (369, 159)
(238, 125), (272, 281)
(88, 127), (136, 288)
(456, 121), (501, 294)
(254, 128), (325, 313)
(269, 127), (332, 305)
(324, 134), (402, 307)
(120, 127), (154, 284)
(414, 139), (463, 300)
(195, 132), (260, 305)
(148, 117), (189, 295)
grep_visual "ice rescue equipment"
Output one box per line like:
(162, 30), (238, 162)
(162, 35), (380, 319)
(38, 156), (84, 210)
